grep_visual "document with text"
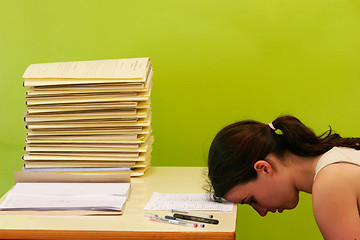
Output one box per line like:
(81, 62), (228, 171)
(144, 192), (233, 211)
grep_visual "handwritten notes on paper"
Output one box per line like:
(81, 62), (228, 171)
(144, 192), (233, 211)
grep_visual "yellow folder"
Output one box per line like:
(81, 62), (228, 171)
(23, 58), (152, 86)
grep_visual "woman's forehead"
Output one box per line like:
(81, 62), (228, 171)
(224, 182), (253, 202)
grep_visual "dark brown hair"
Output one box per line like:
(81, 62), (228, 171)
(207, 115), (359, 200)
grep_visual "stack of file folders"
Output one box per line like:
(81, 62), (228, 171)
(21, 58), (153, 177)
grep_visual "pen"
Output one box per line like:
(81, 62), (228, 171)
(171, 209), (214, 218)
(173, 213), (219, 225)
(148, 216), (198, 228)
(165, 215), (205, 228)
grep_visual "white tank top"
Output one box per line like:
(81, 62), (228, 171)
(314, 147), (360, 179)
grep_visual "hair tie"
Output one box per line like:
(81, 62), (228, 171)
(268, 122), (276, 131)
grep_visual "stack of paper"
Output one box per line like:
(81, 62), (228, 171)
(22, 58), (154, 177)
(0, 182), (131, 215)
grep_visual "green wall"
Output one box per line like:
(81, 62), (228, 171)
(1, 0), (359, 239)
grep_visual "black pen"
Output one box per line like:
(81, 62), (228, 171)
(173, 213), (219, 225)
(171, 209), (214, 218)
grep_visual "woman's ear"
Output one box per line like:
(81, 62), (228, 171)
(254, 160), (274, 175)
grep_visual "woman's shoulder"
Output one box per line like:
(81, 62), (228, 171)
(313, 157), (360, 197)
(313, 161), (360, 192)
(312, 163), (360, 239)
(314, 147), (360, 178)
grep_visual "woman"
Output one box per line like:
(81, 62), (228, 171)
(207, 115), (360, 239)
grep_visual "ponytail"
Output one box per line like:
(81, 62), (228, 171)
(271, 116), (360, 156)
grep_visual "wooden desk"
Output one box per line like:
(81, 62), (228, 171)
(0, 167), (237, 239)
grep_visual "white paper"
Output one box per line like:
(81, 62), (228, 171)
(8, 182), (130, 196)
(144, 192), (233, 211)
(0, 193), (126, 211)
(0, 182), (130, 211)
(21, 167), (131, 172)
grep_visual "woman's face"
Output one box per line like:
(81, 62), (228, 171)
(223, 160), (299, 216)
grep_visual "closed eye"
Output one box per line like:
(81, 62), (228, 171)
(248, 198), (256, 205)
(240, 197), (257, 205)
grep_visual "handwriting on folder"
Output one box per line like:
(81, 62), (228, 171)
(144, 192), (233, 211)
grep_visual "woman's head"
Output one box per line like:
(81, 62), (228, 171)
(207, 118), (284, 200)
(207, 115), (359, 202)
(222, 157), (300, 216)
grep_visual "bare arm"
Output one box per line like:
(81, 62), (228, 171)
(312, 164), (360, 240)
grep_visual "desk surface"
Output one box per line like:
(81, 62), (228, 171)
(0, 167), (237, 240)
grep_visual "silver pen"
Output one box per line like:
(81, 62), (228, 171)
(148, 216), (198, 228)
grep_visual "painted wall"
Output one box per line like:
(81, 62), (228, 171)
(1, 0), (359, 239)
